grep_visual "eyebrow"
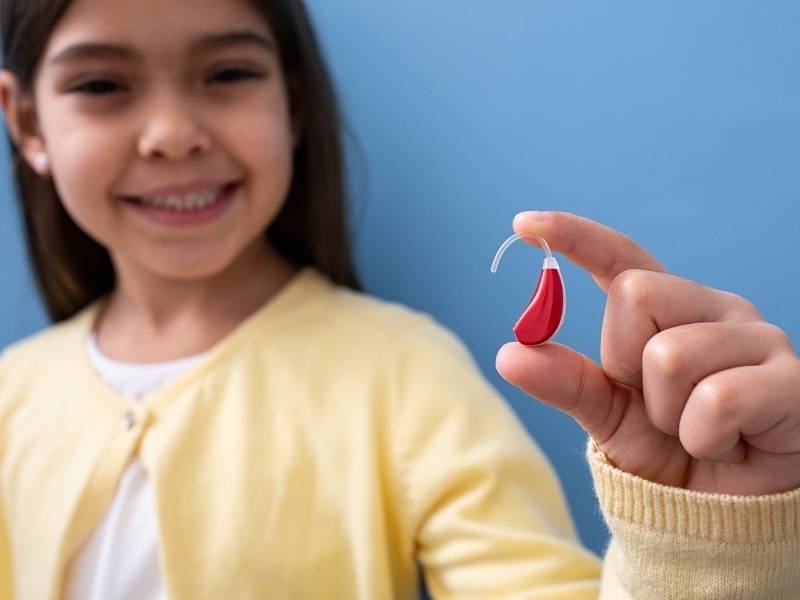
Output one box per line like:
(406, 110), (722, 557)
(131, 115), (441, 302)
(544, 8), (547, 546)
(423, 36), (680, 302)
(48, 30), (275, 66)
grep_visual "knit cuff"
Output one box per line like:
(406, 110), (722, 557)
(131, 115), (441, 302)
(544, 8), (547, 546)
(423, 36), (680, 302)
(587, 439), (800, 544)
(587, 439), (800, 599)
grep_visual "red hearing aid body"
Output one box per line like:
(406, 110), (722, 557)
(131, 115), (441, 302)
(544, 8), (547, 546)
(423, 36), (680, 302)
(491, 234), (566, 346)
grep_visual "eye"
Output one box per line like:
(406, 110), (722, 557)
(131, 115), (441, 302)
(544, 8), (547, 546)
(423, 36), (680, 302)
(210, 67), (263, 84)
(70, 79), (126, 96)
(66, 68), (262, 96)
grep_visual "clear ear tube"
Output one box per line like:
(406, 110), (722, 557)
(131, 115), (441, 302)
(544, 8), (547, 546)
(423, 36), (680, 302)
(491, 233), (552, 272)
(491, 233), (566, 346)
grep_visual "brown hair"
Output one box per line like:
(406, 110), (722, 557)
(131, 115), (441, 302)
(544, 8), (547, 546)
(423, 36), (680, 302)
(0, 0), (362, 323)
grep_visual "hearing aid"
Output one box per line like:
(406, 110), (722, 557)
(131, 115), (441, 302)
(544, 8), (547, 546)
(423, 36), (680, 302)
(491, 233), (566, 346)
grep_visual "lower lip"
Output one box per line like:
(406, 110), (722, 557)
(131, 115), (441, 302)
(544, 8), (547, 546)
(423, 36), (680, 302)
(122, 182), (239, 227)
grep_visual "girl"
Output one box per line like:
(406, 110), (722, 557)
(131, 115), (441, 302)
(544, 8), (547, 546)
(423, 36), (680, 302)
(0, 0), (798, 599)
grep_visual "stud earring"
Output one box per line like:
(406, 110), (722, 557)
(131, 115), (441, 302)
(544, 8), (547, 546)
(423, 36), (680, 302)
(33, 152), (50, 175)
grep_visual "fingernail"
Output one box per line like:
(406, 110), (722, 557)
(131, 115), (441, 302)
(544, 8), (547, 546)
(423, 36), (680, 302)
(513, 211), (549, 229)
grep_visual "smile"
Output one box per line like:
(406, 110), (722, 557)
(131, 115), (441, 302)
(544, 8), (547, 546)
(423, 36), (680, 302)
(139, 187), (223, 211)
(121, 181), (240, 226)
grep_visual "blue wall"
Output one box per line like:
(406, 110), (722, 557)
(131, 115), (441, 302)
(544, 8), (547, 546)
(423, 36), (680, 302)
(3, 0), (800, 568)
(304, 0), (800, 557)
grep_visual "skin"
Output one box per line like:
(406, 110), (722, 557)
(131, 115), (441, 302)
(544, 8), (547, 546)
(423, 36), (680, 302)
(496, 211), (800, 495)
(0, 0), (302, 362)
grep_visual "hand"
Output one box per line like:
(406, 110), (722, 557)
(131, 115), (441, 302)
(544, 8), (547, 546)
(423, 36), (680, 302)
(495, 211), (800, 496)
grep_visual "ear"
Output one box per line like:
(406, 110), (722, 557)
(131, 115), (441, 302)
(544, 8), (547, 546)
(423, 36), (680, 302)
(0, 69), (48, 171)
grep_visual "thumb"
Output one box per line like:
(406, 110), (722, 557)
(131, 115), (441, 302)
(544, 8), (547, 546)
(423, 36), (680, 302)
(496, 342), (622, 442)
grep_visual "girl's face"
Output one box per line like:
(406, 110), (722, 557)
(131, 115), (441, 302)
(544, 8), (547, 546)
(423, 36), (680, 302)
(22, 0), (298, 281)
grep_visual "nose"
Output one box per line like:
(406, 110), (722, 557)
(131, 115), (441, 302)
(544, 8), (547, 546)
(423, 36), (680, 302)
(137, 92), (212, 161)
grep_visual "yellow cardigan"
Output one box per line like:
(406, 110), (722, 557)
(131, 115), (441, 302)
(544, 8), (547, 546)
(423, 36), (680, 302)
(1, 267), (797, 599)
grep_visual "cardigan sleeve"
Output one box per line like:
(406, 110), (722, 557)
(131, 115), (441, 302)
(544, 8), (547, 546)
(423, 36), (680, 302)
(389, 317), (800, 599)
(587, 441), (800, 600)
(0, 349), (14, 600)
(390, 319), (601, 599)
(0, 506), (10, 600)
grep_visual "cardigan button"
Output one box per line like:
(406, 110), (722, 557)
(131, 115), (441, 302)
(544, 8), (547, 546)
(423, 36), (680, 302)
(119, 409), (136, 432)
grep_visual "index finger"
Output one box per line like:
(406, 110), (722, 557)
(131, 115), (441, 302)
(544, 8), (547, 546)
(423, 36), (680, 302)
(512, 211), (668, 292)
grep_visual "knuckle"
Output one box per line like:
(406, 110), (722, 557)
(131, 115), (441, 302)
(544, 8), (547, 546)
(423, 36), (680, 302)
(609, 269), (653, 309)
(757, 321), (793, 349)
(783, 355), (800, 384)
(719, 290), (763, 320)
(793, 358), (800, 387)
(565, 355), (590, 415)
(643, 336), (686, 381)
(694, 380), (735, 422)
(679, 430), (709, 459)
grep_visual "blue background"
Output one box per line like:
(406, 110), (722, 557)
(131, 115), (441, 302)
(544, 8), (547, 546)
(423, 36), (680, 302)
(2, 0), (800, 570)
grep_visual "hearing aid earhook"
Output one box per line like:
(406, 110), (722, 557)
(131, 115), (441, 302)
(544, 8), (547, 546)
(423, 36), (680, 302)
(491, 233), (567, 346)
(491, 234), (552, 272)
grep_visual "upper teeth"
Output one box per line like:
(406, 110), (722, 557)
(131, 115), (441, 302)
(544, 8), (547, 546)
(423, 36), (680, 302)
(139, 188), (222, 210)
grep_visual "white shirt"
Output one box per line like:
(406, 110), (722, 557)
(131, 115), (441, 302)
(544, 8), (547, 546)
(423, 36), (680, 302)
(63, 333), (207, 600)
